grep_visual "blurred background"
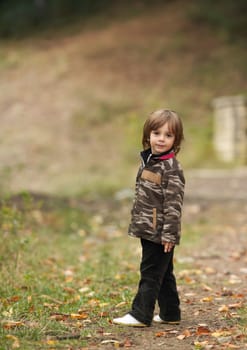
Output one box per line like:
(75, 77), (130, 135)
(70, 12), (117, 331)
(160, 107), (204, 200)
(0, 0), (246, 197)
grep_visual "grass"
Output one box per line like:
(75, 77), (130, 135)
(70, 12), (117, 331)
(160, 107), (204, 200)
(0, 194), (198, 349)
(0, 196), (138, 349)
(1, 195), (247, 349)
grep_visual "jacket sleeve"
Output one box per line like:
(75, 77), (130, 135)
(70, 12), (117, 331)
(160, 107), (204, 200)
(161, 169), (185, 244)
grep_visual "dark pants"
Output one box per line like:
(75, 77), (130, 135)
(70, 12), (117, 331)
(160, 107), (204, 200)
(129, 238), (180, 326)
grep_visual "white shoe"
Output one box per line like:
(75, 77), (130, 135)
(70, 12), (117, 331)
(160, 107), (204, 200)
(113, 314), (147, 327)
(153, 315), (180, 325)
(153, 315), (165, 323)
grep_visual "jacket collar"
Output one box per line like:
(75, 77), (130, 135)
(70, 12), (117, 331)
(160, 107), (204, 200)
(140, 148), (175, 165)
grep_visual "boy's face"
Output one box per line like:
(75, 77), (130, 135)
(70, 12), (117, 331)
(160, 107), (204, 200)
(150, 122), (175, 154)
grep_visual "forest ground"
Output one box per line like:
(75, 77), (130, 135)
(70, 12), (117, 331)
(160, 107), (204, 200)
(86, 168), (247, 350)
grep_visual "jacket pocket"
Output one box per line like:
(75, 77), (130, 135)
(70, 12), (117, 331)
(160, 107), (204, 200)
(141, 170), (161, 185)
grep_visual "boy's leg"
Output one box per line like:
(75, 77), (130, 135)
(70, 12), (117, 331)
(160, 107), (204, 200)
(129, 238), (173, 326)
(158, 252), (181, 322)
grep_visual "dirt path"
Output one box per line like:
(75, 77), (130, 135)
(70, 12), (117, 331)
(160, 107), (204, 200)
(89, 169), (247, 349)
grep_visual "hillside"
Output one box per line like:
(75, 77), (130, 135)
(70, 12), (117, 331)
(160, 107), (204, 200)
(0, 1), (246, 196)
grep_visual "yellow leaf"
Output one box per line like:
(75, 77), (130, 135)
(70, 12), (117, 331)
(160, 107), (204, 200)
(200, 296), (213, 302)
(194, 341), (209, 347)
(2, 307), (13, 317)
(70, 313), (88, 319)
(177, 334), (186, 340)
(88, 298), (100, 306)
(212, 330), (232, 338)
(204, 267), (216, 274)
(218, 305), (229, 312)
(99, 302), (109, 307)
(46, 339), (57, 345)
(115, 301), (127, 308)
(6, 335), (20, 348)
(114, 274), (123, 280)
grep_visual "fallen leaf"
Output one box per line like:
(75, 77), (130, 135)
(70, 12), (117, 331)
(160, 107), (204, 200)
(194, 340), (209, 348)
(177, 334), (186, 340)
(239, 267), (247, 274)
(155, 331), (167, 337)
(2, 308), (13, 317)
(183, 329), (192, 337)
(63, 286), (76, 294)
(212, 330), (232, 338)
(196, 325), (211, 335)
(70, 313), (88, 319)
(167, 330), (178, 334)
(41, 295), (63, 305)
(124, 338), (132, 347)
(66, 295), (81, 304)
(200, 296), (213, 303)
(88, 298), (100, 306)
(50, 313), (69, 321)
(221, 288), (233, 296)
(218, 305), (229, 312)
(223, 344), (241, 349)
(101, 339), (119, 345)
(115, 301), (127, 308)
(3, 321), (24, 329)
(228, 275), (242, 284)
(78, 287), (90, 293)
(99, 311), (108, 317)
(6, 335), (20, 348)
(201, 284), (212, 291)
(45, 339), (57, 345)
(43, 302), (58, 309)
(204, 267), (216, 274)
(232, 293), (245, 299)
(217, 336), (232, 344)
(99, 302), (109, 307)
(228, 302), (242, 309)
(7, 296), (20, 303)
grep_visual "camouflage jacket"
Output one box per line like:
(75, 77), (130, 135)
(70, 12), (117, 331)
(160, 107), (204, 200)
(128, 148), (185, 245)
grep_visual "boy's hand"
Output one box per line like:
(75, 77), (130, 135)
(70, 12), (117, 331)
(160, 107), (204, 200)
(163, 241), (174, 253)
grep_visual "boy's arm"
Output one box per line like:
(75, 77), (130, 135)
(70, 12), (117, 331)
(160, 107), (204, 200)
(162, 169), (185, 245)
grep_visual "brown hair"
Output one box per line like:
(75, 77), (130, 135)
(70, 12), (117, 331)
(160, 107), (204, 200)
(142, 109), (184, 154)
